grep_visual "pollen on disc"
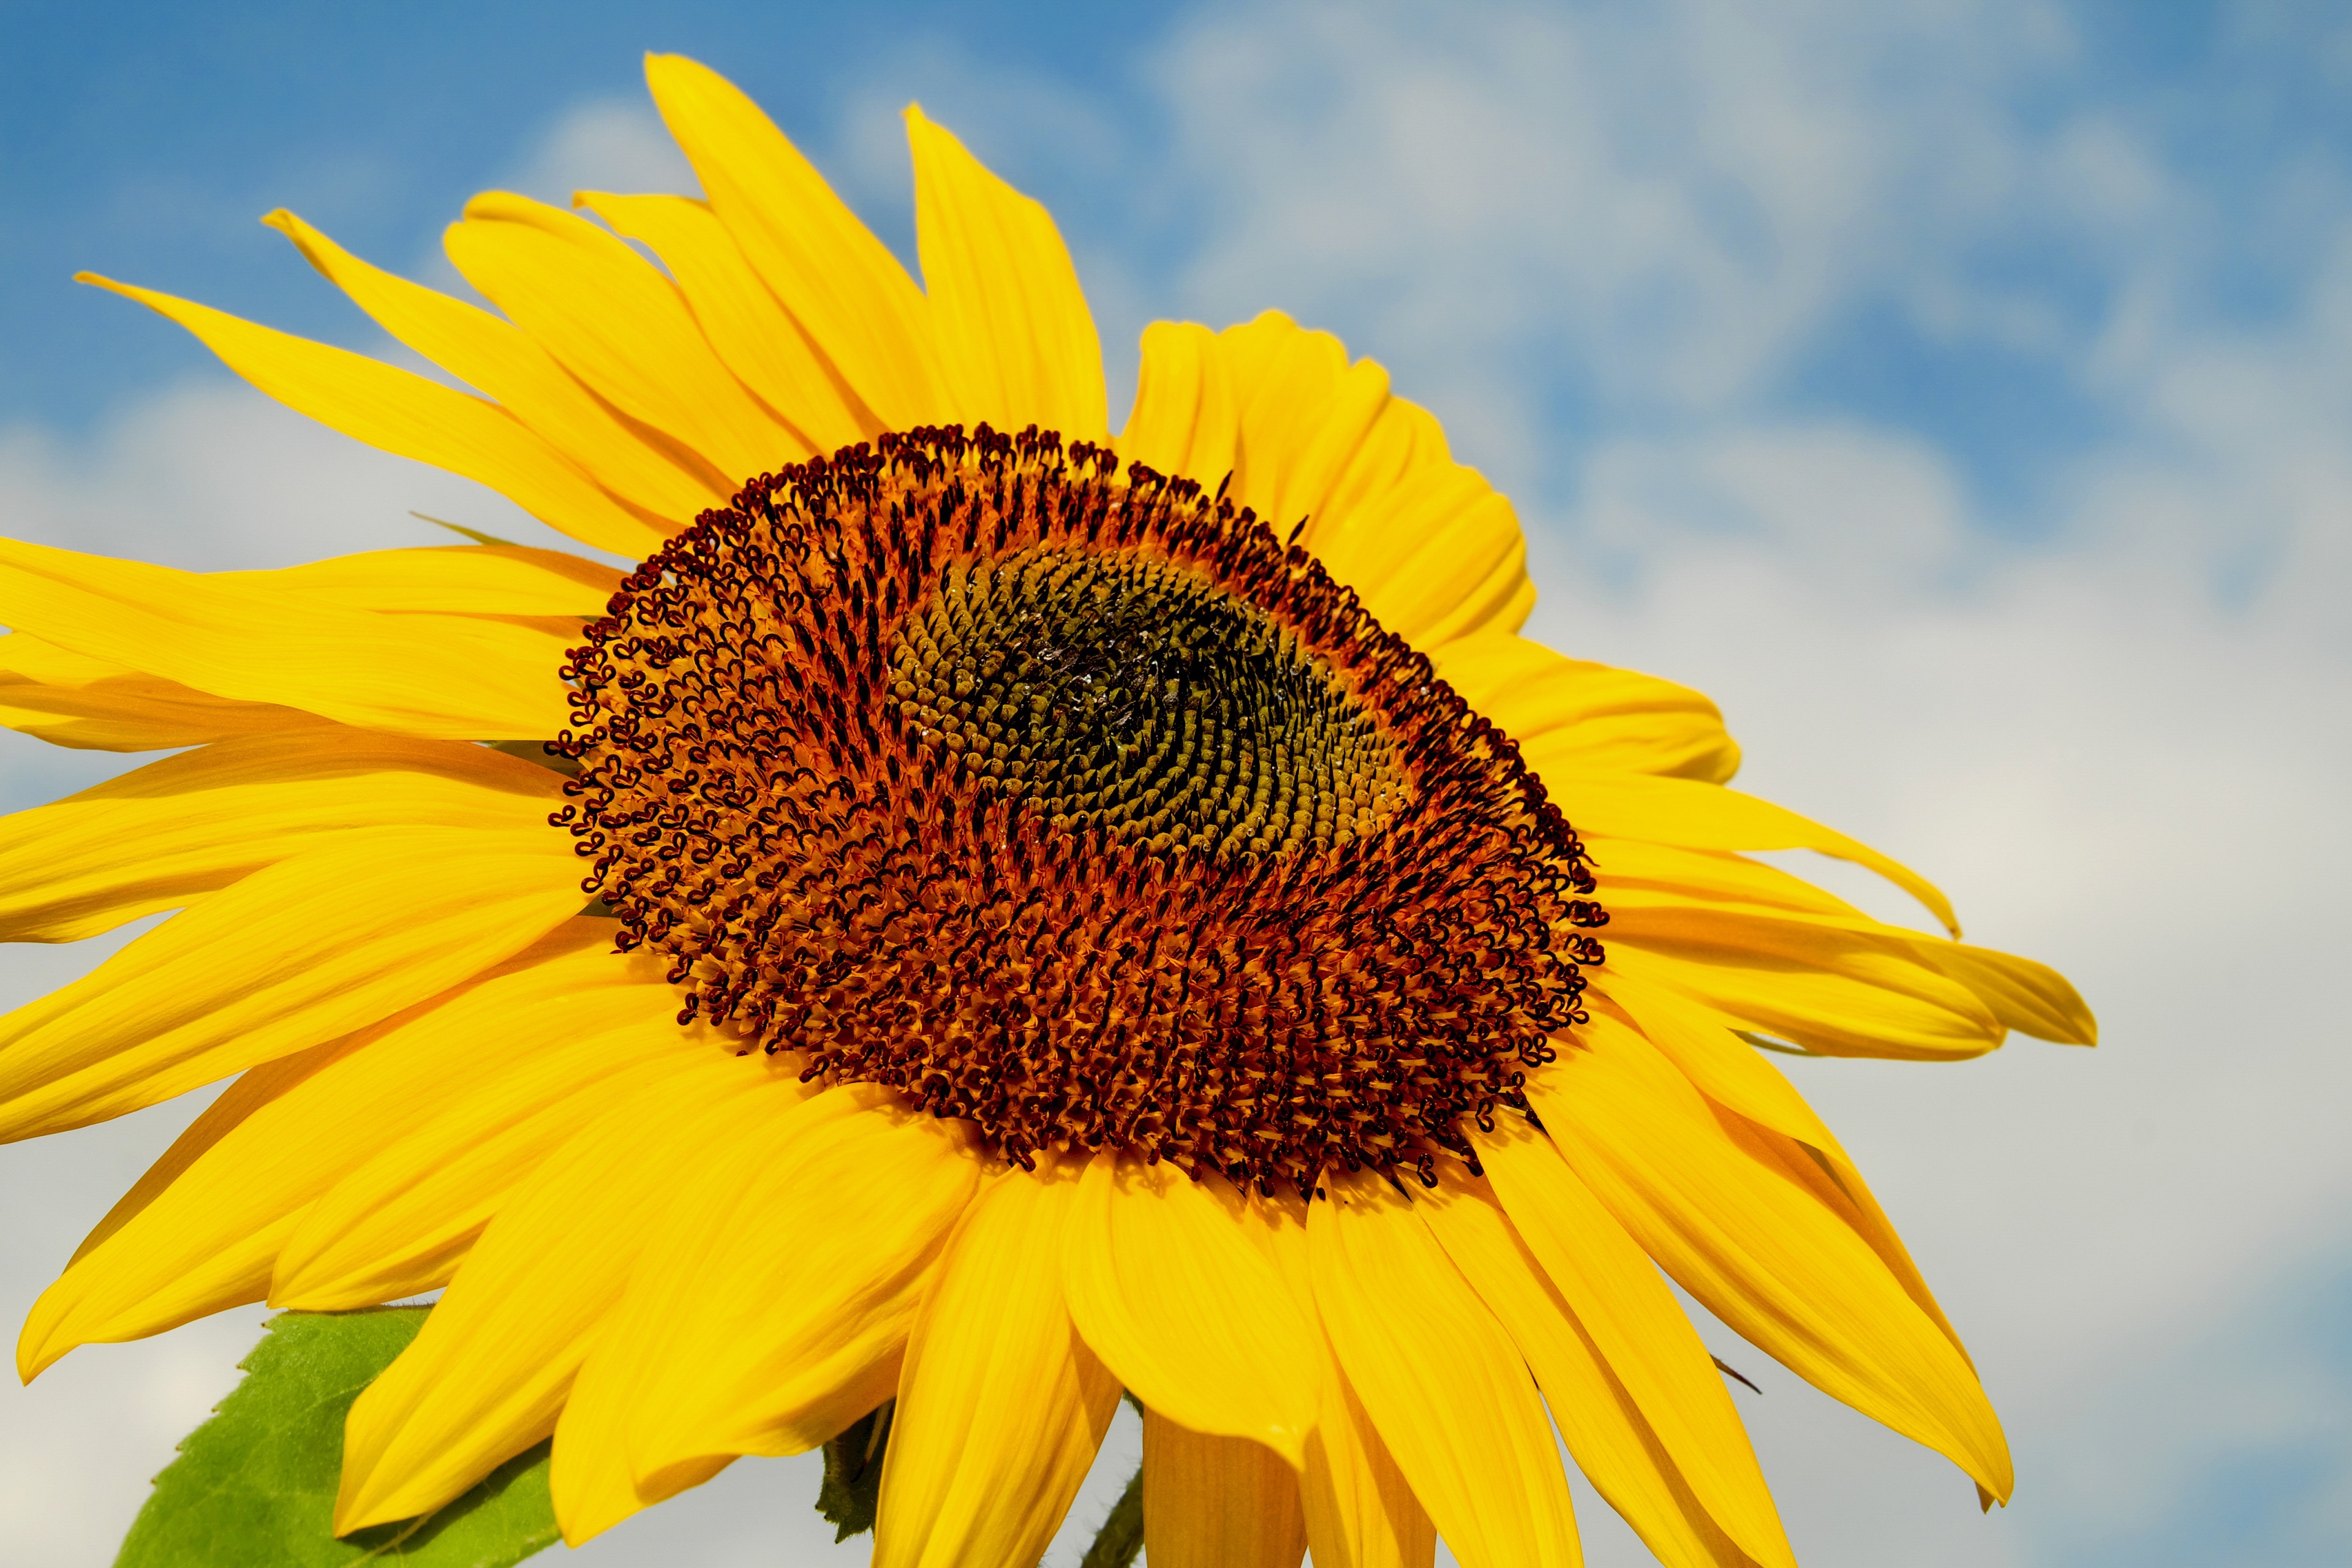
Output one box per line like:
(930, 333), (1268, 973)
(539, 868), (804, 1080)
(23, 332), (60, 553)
(558, 425), (1608, 1194)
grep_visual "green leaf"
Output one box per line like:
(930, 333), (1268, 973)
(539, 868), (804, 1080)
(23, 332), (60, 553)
(814, 1399), (894, 1542)
(117, 1308), (559, 1568)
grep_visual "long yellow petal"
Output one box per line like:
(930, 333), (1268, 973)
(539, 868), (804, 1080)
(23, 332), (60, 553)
(268, 1009), (718, 1310)
(262, 210), (725, 522)
(239, 544), (620, 617)
(76, 274), (667, 558)
(1114, 321), (1237, 490)
(1310, 1167), (1581, 1568)
(446, 192), (804, 483)
(644, 54), (945, 430)
(905, 106), (1106, 441)
(334, 1055), (788, 1533)
(1529, 1013), (2014, 1499)
(0, 824), (580, 1142)
(0, 536), (574, 740)
(1430, 631), (1741, 784)
(1142, 1409), (1307, 1568)
(1470, 1126), (1792, 1568)
(1061, 1152), (1320, 1467)
(1602, 941), (2002, 1063)
(15, 922), (636, 1374)
(872, 1165), (1122, 1568)
(0, 729), (559, 943)
(562, 1086), (976, 1537)
(0, 633), (328, 752)
(578, 191), (871, 455)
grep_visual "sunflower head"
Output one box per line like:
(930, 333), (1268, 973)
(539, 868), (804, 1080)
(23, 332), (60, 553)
(560, 424), (1608, 1194)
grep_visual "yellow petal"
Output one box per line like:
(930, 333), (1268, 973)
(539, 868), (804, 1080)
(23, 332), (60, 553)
(1529, 1012), (2013, 1499)
(905, 106), (1106, 441)
(1309, 1168), (1582, 1568)
(445, 192), (804, 483)
(0, 824), (579, 1142)
(560, 1086), (975, 1537)
(1430, 631), (1741, 784)
(263, 209), (725, 522)
(578, 191), (871, 455)
(1912, 940), (2097, 1046)
(1061, 1152), (1321, 1466)
(268, 1009), (722, 1310)
(1602, 940), (2002, 1063)
(336, 1055), (789, 1533)
(0, 633), (328, 752)
(1298, 1364), (1438, 1568)
(243, 544), (621, 617)
(0, 729), (559, 943)
(872, 1164), (1122, 1568)
(644, 54), (944, 430)
(1470, 1125), (1792, 1568)
(1114, 321), (1237, 490)
(1142, 1409), (1307, 1568)
(76, 273), (666, 559)
(0, 535), (574, 741)
(1536, 770), (1960, 936)
(15, 921), (633, 1375)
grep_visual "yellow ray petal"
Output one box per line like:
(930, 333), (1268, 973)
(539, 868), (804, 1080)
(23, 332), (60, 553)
(1912, 940), (2097, 1046)
(1529, 1013), (2013, 1499)
(905, 106), (1106, 442)
(872, 1164), (1122, 1568)
(1586, 974), (1839, 1153)
(334, 1054), (789, 1534)
(0, 633), (328, 752)
(446, 192), (805, 483)
(15, 922), (638, 1374)
(0, 536), (575, 741)
(1602, 940), (2002, 1063)
(578, 191), (871, 454)
(269, 1007), (721, 1310)
(551, 1085), (974, 1541)
(644, 54), (946, 430)
(1430, 631), (1741, 784)
(263, 210), (726, 522)
(1468, 1128), (1793, 1568)
(1061, 1152), (1319, 1466)
(1310, 1167), (1581, 1568)
(0, 729), (559, 943)
(1142, 1409), (1307, 1568)
(1114, 321), (1237, 491)
(242, 544), (621, 617)
(0, 824), (580, 1143)
(76, 274), (666, 559)
(1535, 769), (1960, 936)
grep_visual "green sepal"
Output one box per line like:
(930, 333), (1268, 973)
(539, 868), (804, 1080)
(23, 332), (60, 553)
(116, 1308), (559, 1568)
(814, 1399), (894, 1542)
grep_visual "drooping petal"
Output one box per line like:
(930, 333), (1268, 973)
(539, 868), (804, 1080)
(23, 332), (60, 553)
(1114, 321), (1237, 489)
(336, 1055), (788, 1534)
(0, 729), (559, 942)
(548, 1085), (976, 1543)
(0, 824), (581, 1142)
(1529, 1013), (2014, 1500)
(263, 210), (726, 522)
(644, 54), (945, 430)
(905, 106), (1106, 442)
(445, 192), (805, 482)
(1463, 1129), (1793, 1568)
(1061, 1152), (1319, 1466)
(578, 191), (871, 454)
(75, 274), (667, 559)
(1430, 631), (1741, 784)
(0, 536), (575, 740)
(1309, 1168), (1582, 1568)
(1142, 1409), (1307, 1568)
(872, 1166), (1122, 1568)
(15, 922), (645, 1374)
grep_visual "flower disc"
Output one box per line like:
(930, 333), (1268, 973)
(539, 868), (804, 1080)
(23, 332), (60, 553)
(560, 426), (1608, 1192)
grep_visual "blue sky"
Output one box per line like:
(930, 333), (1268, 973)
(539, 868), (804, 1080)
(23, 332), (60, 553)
(4, 2), (2351, 1565)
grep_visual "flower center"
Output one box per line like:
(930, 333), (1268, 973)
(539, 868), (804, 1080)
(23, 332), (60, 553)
(558, 426), (1607, 1193)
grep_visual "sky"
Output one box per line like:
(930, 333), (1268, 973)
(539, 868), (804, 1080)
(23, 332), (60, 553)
(2, 0), (2350, 1564)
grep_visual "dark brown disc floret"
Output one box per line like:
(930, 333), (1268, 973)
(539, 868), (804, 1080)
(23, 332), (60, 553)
(556, 425), (1607, 1194)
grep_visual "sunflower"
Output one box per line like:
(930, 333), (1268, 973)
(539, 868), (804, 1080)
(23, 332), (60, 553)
(1, 53), (2093, 1568)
